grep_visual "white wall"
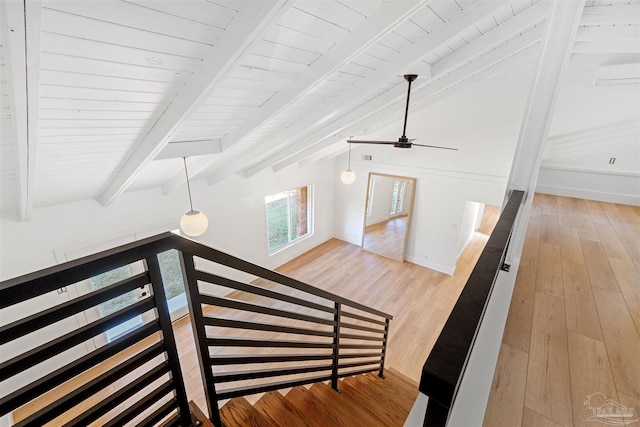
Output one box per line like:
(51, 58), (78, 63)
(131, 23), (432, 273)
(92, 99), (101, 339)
(334, 158), (507, 274)
(539, 53), (640, 205)
(537, 166), (640, 205)
(457, 201), (483, 256)
(0, 159), (336, 281)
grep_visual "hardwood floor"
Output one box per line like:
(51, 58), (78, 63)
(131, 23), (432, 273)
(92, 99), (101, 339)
(219, 369), (418, 427)
(362, 216), (407, 260)
(483, 194), (640, 427)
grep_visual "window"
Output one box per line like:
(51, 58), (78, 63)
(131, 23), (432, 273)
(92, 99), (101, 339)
(265, 186), (312, 252)
(89, 265), (142, 341)
(390, 180), (408, 215)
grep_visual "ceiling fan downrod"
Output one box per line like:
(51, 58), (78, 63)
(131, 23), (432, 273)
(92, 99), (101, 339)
(397, 74), (417, 148)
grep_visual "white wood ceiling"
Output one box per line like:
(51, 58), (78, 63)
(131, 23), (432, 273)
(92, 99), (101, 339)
(0, 0), (638, 218)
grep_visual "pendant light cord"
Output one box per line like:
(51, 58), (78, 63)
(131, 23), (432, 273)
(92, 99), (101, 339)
(348, 143), (352, 170)
(183, 157), (194, 212)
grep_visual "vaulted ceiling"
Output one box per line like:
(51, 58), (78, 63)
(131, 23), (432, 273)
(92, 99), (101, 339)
(1, 0), (638, 220)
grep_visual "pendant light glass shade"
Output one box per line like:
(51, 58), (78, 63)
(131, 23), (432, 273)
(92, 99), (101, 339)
(180, 210), (208, 237)
(341, 143), (356, 184)
(179, 157), (209, 237)
(340, 169), (356, 184)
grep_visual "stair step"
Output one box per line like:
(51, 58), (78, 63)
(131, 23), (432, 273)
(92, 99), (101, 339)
(284, 385), (357, 426)
(219, 396), (276, 427)
(307, 381), (381, 426)
(219, 371), (419, 427)
(253, 391), (315, 427)
(382, 368), (420, 399)
(339, 375), (412, 426)
(349, 372), (417, 414)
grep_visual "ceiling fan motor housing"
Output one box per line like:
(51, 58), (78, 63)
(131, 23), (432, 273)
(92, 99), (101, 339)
(395, 136), (412, 148)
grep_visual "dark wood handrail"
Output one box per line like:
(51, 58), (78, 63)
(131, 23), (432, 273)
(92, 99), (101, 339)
(418, 190), (525, 425)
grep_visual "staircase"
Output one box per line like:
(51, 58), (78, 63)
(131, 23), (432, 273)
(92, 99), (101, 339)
(218, 368), (418, 427)
(1, 233), (405, 426)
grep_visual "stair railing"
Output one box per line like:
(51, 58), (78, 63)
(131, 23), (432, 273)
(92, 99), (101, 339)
(0, 234), (191, 427)
(1, 233), (393, 427)
(178, 238), (393, 427)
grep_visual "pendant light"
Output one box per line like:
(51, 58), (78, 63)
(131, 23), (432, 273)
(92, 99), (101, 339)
(180, 157), (208, 237)
(340, 143), (356, 185)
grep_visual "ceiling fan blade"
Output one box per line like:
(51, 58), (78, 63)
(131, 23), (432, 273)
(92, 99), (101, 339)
(347, 140), (396, 145)
(411, 143), (459, 151)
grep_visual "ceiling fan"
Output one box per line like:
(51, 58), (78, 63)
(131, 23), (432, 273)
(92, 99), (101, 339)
(347, 74), (458, 151)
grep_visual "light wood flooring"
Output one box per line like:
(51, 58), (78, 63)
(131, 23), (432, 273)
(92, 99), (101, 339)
(483, 194), (640, 427)
(362, 216), (408, 260)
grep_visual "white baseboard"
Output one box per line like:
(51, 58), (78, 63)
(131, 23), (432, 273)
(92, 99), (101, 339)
(536, 184), (640, 206)
(332, 233), (360, 246)
(271, 233), (334, 269)
(404, 255), (455, 275)
(537, 166), (640, 206)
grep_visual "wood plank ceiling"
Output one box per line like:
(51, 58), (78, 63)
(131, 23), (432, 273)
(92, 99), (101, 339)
(0, 0), (638, 219)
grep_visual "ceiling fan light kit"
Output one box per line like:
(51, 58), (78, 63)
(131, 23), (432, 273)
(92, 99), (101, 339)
(347, 75), (458, 151)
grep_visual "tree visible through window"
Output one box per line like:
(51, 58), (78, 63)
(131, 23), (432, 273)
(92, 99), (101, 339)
(265, 186), (311, 252)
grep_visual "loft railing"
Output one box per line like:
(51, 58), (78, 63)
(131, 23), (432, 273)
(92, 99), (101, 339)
(178, 237), (393, 427)
(1, 233), (393, 427)
(418, 190), (525, 426)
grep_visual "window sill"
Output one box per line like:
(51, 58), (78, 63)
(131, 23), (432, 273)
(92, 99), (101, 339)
(268, 233), (314, 257)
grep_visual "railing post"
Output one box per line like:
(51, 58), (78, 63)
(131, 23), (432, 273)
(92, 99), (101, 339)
(379, 318), (390, 379)
(144, 254), (191, 426)
(331, 302), (341, 392)
(179, 251), (223, 427)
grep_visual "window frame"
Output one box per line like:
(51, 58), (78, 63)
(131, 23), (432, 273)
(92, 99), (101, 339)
(265, 185), (313, 254)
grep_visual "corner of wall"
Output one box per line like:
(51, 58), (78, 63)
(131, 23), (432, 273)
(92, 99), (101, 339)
(404, 255), (455, 276)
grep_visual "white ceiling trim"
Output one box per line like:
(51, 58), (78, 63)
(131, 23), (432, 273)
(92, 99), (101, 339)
(159, 0), (428, 195)
(98, 0), (291, 207)
(213, 0), (506, 183)
(1, 0), (41, 222)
